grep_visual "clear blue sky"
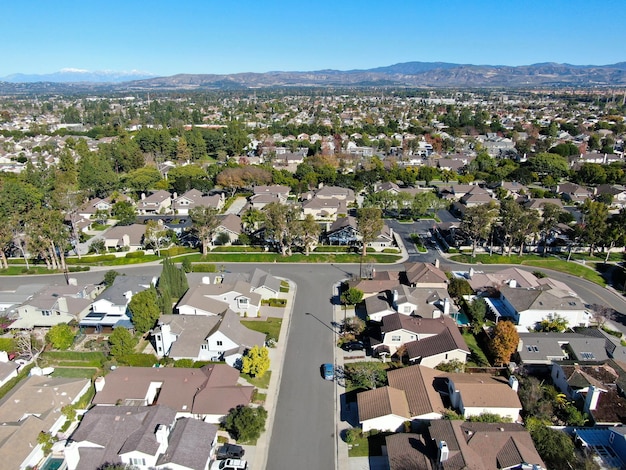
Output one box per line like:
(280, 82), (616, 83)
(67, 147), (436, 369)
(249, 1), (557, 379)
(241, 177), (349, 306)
(2, 0), (624, 77)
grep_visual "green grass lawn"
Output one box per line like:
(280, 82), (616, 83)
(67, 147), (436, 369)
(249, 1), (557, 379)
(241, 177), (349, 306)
(50, 367), (99, 379)
(241, 370), (271, 389)
(462, 331), (491, 367)
(450, 253), (606, 286)
(347, 430), (393, 457)
(241, 318), (283, 342)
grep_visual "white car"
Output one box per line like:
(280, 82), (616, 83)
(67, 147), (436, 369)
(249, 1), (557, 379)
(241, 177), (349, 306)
(210, 459), (248, 470)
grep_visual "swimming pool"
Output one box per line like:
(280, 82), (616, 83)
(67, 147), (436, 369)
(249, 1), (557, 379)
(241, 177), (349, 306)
(40, 457), (65, 470)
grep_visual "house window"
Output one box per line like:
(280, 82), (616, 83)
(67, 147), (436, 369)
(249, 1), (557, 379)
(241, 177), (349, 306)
(403, 306), (411, 313)
(391, 335), (401, 342)
(217, 340), (223, 346)
(130, 458), (146, 466)
(201, 344), (208, 350)
(42, 310), (51, 316)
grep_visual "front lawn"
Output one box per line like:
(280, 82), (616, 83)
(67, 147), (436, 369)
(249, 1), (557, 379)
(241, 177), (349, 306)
(241, 370), (271, 389)
(347, 429), (393, 457)
(241, 318), (283, 342)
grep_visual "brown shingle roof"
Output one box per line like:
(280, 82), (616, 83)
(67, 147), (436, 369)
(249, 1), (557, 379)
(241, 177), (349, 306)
(405, 327), (470, 361)
(387, 365), (445, 418)
(357, 386), (411, 422)
(386, 433), (433, 470)
(404, 262), (448, 286)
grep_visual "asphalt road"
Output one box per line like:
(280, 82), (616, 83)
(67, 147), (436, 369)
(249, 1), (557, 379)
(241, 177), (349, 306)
(4, 250), (626, 470)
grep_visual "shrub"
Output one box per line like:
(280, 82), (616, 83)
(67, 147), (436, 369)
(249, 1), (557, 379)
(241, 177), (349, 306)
(192, 263), (217, 272)
(125, 251), (145, 259)
(345, 427), (362, 444)
(118, 353), (158, 367)
(224, 405), (268, 443)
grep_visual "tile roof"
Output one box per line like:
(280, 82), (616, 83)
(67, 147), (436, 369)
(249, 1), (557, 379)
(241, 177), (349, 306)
(405, 327), (470, 361)
(403, 262), (448, 286)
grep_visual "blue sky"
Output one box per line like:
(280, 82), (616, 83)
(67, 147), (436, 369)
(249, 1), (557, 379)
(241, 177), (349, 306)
(2, 0), (624, 77)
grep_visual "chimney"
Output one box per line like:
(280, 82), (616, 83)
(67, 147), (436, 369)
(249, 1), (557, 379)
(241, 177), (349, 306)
(434, 259), (440, 269)
(0, 351), (8, 363)
(141, 193), (146, 200)
(584, 385), (602, 412)
(155, 424), (170, 448)
(509, 279), (517, 288)
(68, 277), (77, 286)
(443, 298), (450, 316)
(202, 276), (211, 284)
(509, 375), (519, 392)
(392, 290), (399, 308)
(468, 267), (475, 279)
(438, 441), (449, 462)
(94, 376), (105, 393)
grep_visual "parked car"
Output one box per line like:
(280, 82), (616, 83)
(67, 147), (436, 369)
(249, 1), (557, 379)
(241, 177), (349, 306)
(216, 444), (245, 460)
(210, 458), (248, 470)
(322, 363), (334, 380)
(342, 341), (365, 351)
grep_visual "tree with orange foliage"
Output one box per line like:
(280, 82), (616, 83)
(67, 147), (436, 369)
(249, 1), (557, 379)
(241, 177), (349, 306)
(489, 320), (519, 366)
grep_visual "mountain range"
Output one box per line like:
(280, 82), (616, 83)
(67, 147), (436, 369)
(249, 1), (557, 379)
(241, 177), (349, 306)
(2, 62), (626, 93)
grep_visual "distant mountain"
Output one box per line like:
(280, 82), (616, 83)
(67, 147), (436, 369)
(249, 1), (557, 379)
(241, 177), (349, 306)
(0, 68), (157, 83)
(1, 62), (626, 93)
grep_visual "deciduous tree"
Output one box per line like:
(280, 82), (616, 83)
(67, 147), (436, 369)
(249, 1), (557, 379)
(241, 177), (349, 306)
(189, 206), (220, 256)
(128, 288), (160, 334)
(224, 405), (267, 443)
(109, 327), (137, 357)
(489, 320), (519, 366)
(46, 323), (76, 350)
(241, 345), (270, 378)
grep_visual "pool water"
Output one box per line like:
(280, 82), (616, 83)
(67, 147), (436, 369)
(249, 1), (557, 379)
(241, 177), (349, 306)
(40, 457), (64, 470)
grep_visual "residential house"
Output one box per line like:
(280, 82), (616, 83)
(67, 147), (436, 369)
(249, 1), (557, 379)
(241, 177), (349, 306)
(444, 372), (522, 421)
(492, 283), (591, 330)
(249, 268), (283, 298)
(152, 310), (265, 366)
(459, 186), (493, 207)
(176, 279), (261, 317)
(171, 189), (224, 215)
(347, 270), (400, 299)
(497, 181), (528, 198)
(325, 216), (360, 245)
(302, 196), (347, 220)
(403, 262), (448, 288)
(91, 364), (254, 423)
(11, 283), (102, 329)
(425, 420), (545, 469)
(465, 266), (542, 293)
(357, 365), (445, 432)
(103, 223), (146, 251)
(595, 184), (626, 208)
(213, 214), (242, 245)
(0, 375), (90, 470)
(80, 275), (158, 333)
(0, 283), (47, 317)
(137, 190), (172, 215)
(523, 197), (564, 215)
(551, 360), (626, 425)
(65, 405), (219, 470)
(557, 182), (592, 204)
(516, 332), (609, 367)
(366, 285), (453, 322)
(372, 313), (469, 365)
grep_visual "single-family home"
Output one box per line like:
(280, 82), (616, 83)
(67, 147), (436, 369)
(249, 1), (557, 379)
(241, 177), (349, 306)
(213, 214), (242, 245)
(403, 262), (448, 288)
(372, 313), (469, 365)
(80, 275), (158, 333)
(152, 310), (265, 366)
(10, 283), (102, 329)
(0, 375), (90, 470)
(357, 365), (445, 432)
(171, 189), (224, 215)
(551, 359), (626, 425)
(595, 184), (626, 208)
(557, 182), (592, 203)
(425, 420), (545, 469)
(249, 268), (283, 298)
(516, 332), (609, 367)
(91, 364), (254, 423)
(325, 216), (360, 245)
(176, 279), (261, 317)
(137, 190), (172, 215)
(494, 283), (591, 330)
(103, 223), (147, 251)
(444, 372), (522, 421)
(65, 405), (219, 470)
